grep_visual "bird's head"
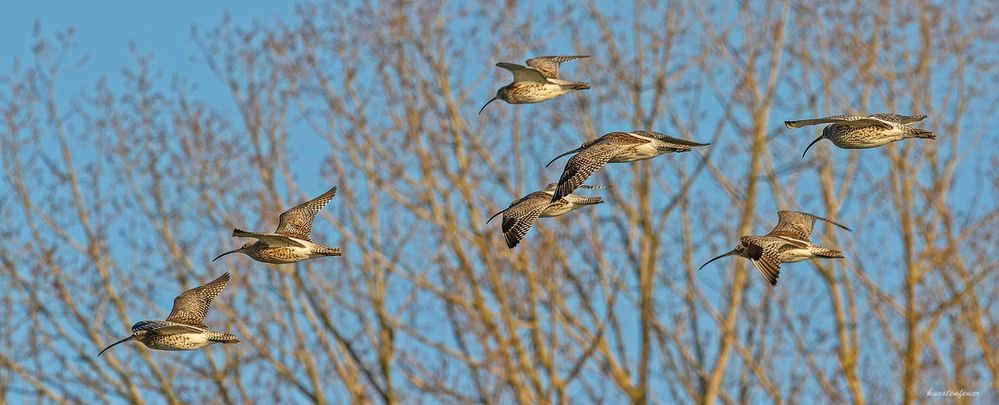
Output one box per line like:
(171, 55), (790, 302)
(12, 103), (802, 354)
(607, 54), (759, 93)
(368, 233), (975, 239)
(212, 242), (253, 262)
(478, 87), (509, 115)
(698, 243), (747, 271)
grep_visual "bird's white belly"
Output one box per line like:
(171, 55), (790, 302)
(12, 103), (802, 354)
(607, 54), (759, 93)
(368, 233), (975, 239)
(506, 83), (569, 104)
(183, 333), (210, 346)
(284, 238), (318, 256)
(541, 201), (588, 217)
(779, 248), (814, 263)
(147, 333), (211, 351)
(854, 135), (903, 148)
(541, 205), (573, 217)
(519, 84), (570, 103)
(610, 144), (660, 162)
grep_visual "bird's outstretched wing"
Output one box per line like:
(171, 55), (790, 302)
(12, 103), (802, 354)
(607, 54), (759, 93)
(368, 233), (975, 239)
(497, 192), (551, 249)
(784, 115), (892, 129)
(629, 130), (710, 151)
(551, 133), (644, 202)
(131, 320), (204, 335)
(496, 62), (549, 83)
(767, 210), (851, 242)
(525, 55), (588, 79)
(741, 237), (785, 286)
(165, 273), (230, 328)
(871, 113), (927, 125)
(275, 186), (337, 240)
(233, 229), (306, 248)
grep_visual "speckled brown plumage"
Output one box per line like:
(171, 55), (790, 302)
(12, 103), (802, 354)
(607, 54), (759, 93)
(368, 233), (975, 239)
(165, 272), (230, 328)
(525, 55), (588, 80)
(275, 186), (337, 240)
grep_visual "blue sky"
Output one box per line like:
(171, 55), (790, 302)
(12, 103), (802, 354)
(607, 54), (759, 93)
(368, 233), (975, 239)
(0, 0), (342, 198)
(2, 1), (295, 90)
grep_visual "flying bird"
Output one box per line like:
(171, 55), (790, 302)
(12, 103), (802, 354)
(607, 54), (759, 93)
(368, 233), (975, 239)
(699, 210), (851, 286)
(785, 113), (934, 157)
(547, 130), (708, 202)
(215, 186), (342, 264)
(479, 55), (590, 114)
(487, 183), (604, 248)
(98, 272), (238, 356)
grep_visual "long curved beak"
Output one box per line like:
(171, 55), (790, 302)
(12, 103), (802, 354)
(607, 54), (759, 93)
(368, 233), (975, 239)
(486, 208), (507, 224)
(98, 335), (136, 357)
(699, 249), (739, 270)
(801, 135), (824, 158)
(478, 97), (499, 115)
(546, 148), (582, 168)
(213, 248), (241, 262)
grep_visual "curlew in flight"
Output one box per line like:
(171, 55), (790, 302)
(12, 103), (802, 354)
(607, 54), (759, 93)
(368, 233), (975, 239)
(479, 55), (590, 114)
(215, 186), (342, 264)
(487, 183), (604, 248)
(98, 272), (238, 356)
(699, 210), (851, 286)
(785, 113), (934, 157)
(547, 130), (708, 203)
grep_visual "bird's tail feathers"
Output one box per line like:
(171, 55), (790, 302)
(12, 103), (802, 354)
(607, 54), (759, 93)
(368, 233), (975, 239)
(812, 247), (844, 259)
(315, 246), (342, 256)
(209, 332), (240, 344)
(907, 128), (935, 139)
(569, 196), (603, 206)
